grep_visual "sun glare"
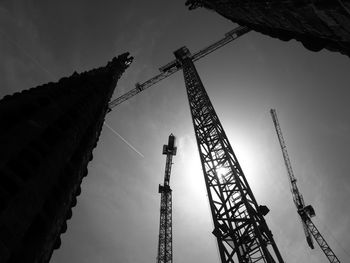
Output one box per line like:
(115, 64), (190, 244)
(216, 166), (230, 183)
(216, 166), (227, 177)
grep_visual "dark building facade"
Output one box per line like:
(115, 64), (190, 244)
(186, 0), (350, 56)
(0, 53), (133, 262)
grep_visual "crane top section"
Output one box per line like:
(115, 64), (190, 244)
(107, 26), (250, 109)
(163, 133), (177, 156)
(174, 47), (192, 62)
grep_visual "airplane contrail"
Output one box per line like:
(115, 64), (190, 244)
(103, 122), (145, 158)
(0, 30), (56, 79)
(0, 30), (144, 158)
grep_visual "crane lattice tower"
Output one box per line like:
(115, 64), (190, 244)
(270, 109), (341, 263)
(108, 26), (285, 263)
(157, 134), (177, 263)
(173, 47), (284, 263)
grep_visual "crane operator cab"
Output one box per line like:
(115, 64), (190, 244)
(174, 46), (192, 62)
(162, 134), (177, 156)
(304, 204), (316, 218)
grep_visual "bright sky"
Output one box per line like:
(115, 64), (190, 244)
(1, 1), (350, 263)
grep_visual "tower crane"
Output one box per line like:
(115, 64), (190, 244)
(107, 25), (285, 263)
(174, 47), (284, 263)
(270, 109), (341, 263)
(157, 134), (177, 263)
(108, 26), (250, 109)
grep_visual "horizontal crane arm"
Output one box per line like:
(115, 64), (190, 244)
(108, 66), (180, 109)
(191, 26), (250, 62)
(108, 26), (250, 110)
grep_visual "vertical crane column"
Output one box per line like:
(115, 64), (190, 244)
(270, 109), (341, 263)
(270, 109), (314, 249)
(175, 46), (284, 263)
(157, 134), (177, 263)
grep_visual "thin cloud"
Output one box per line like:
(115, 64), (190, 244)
(0, 30), (56, 79)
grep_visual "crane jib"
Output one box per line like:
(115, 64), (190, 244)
(107, 26), (250, 110)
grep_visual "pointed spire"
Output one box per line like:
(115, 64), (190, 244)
(0, 52), (133, 262)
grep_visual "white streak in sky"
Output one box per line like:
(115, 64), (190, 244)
(1, 30), (144, 158)
(104, 122), (144, 158)
(0, 30), (56, 79)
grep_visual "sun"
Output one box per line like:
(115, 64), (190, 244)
(216, 166), (230, 183)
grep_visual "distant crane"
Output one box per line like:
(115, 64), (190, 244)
(108, 26), (285, 263)
(270, 109), (341, 263)
(157, 134), (177, 263)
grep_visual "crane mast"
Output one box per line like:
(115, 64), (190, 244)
(157, 134), (177, 263)
(270, 109), (341, 263)
(174, 46), (284, 263)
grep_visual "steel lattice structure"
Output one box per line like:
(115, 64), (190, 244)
(106, 27), (285, 263)
(174, 47), (284, 263)
(303, 218), (340, 263)
(157, 134), (177, 263)
(270, 109), (341, 263)
(108, 26), (250, 110)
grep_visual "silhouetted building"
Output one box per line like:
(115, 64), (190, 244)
(186, 0), (350, 56)
(0, 53), (133, 262)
